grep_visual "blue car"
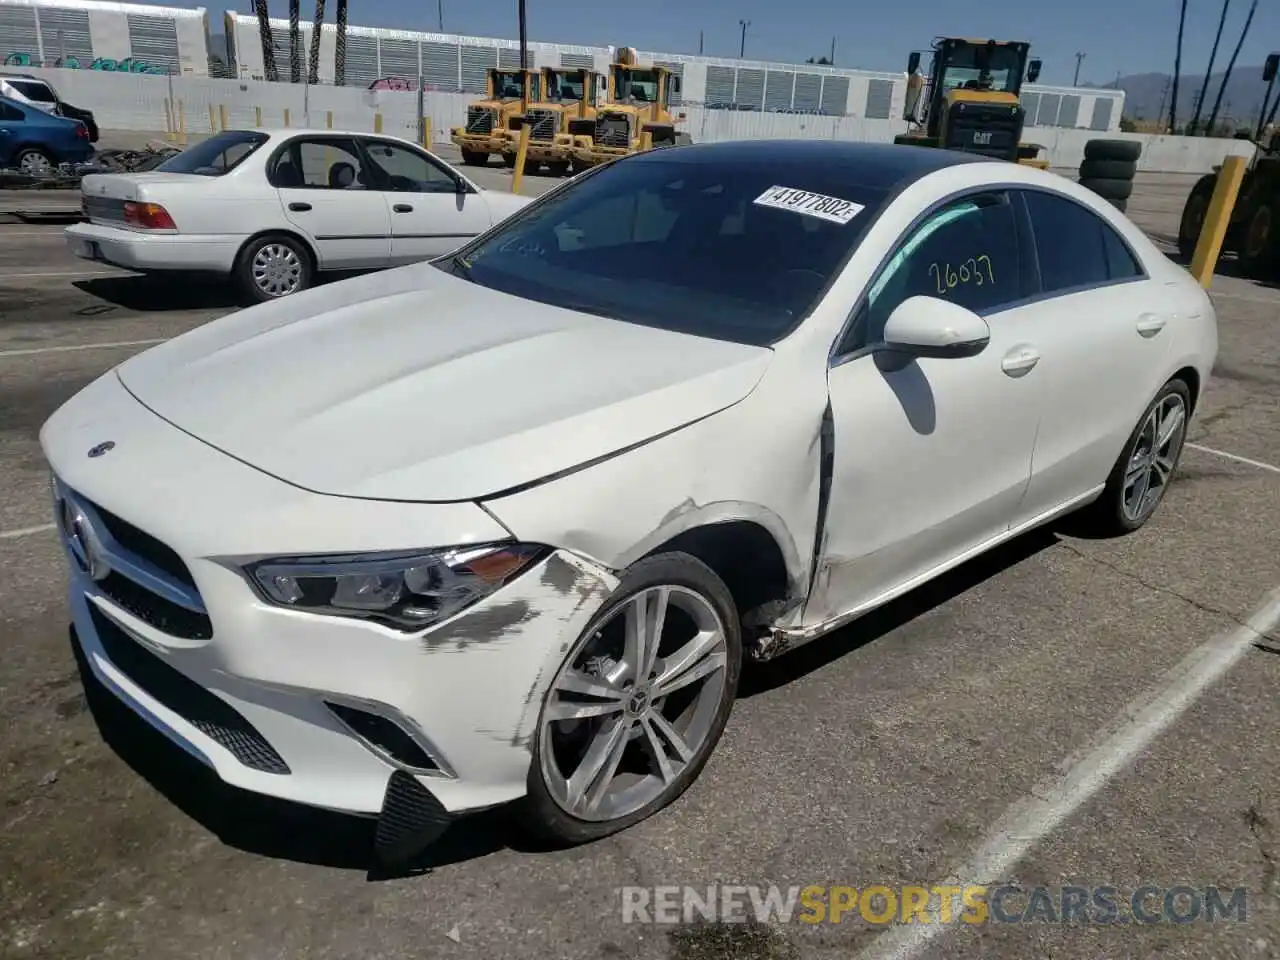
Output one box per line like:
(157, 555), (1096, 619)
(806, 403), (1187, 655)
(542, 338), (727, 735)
(0, 94), (94, 176)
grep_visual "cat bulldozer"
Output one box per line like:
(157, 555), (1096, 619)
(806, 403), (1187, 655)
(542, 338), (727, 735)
(1178, 130), (1280, 277)
(501, 66), (606, 175)
(450, 68), (542, 166)
(570, 47), (691, 168)
(896, 37), (1047, 168)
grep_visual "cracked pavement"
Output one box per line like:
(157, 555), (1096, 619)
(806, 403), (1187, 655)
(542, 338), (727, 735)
(1, 168), (1279, 960)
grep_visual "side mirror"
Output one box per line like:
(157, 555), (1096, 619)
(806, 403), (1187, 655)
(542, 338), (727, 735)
(882, 296), (990, 358)
(907, 51), (921, 75)
(1265, 53), (1279, 84)
(455, 177), (468, 194)
(1027, 58), (1042, 83)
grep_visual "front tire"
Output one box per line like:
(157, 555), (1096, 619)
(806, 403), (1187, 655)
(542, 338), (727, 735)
(523, 552), (742, 845)
(1178, 174), (1216, 261)
(235, 233), (313, 304)
(1081, 379), (1191, 535)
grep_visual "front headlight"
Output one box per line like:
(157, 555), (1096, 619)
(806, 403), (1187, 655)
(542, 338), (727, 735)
(244, 542), (546, 632)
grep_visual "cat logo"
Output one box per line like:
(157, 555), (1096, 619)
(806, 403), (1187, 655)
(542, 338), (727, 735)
(973, 131), (993, 146)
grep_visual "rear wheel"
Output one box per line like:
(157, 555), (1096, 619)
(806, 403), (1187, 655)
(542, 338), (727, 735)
(14, 147), (54, 177)
(1238, 198), (1280, 277)
(523, 552), (741, 845)
(235, 234), (313, 304)
(546, 160), (571, 177)
(1178, 174), (1217, 261)
(1079, 379), (1191, 535)
(460, 148), (487, 166)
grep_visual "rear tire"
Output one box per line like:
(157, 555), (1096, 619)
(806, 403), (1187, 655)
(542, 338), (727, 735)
(522, 552), (742, 846)
(546, 160), (570, 176)
(502, 152), (518, 168)
(1237, 198), (1280, 277)
(460, 148), (487, 166)
(14, 146), (55, 177)
(1078, 378), (1191, 536)
(1178, 174), (1217, 261)
(1083, 139), (1142, 163)
(234, 233), (313, 304)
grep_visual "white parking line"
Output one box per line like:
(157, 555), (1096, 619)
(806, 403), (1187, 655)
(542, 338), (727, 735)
(855, 586), (1280, 960)
(0, 523), (56, 541)
(0, 338), (167, 359)
(1187, 442), (1280, 476)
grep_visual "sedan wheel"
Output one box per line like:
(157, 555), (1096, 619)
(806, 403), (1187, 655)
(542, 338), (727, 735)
(236, 235), (312, 304)
(1084, 379), (1191, 534)
(16, 148), (53, 177)
(526, 553), (741, 843)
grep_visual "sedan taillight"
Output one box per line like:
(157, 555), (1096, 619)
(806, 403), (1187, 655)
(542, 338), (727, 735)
(123, 201), (177, 230)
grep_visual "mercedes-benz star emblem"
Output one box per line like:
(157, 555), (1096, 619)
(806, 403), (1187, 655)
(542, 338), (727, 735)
(87, 441), (115, 458)
(62, 500), (111, 582)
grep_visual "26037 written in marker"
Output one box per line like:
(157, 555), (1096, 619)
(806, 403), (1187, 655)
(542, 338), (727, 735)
(753, 185), (865, 225)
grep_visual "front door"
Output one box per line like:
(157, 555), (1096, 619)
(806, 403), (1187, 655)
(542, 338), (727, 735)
(359, 138), (493, 264)
(805, 191), (1043, 626)
(269, 135), (391, 270)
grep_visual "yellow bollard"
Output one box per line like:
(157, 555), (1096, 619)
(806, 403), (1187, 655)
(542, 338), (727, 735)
(422, 116), (432, 151)
(374, 112), (383, 134)
(283, 107), (291, 128)
(511, 123), (531, 194)
(640, 130), (653, 151)
(325, 110), (333, 129)
(219, 104), (228, 131)
(1190, 154), (1248, 288)
(207, 104), (216, 133)
(254, 105), (262, 128)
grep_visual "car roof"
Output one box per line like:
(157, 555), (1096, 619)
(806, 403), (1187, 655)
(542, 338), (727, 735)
(627, 139), (991, 191)
(248, 127), (422, 141)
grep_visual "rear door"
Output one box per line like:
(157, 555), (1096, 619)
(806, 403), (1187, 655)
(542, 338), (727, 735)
(358, 137), (492, 263)
(268, 135), (391, 270)
(0, 101), (24, 165)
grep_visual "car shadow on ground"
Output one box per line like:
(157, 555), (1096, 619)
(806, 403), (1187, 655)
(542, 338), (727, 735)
(75, 526), (1066, 880)
(74, 275), (244, 312)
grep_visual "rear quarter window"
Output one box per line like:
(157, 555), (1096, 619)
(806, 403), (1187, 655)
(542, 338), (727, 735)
(1022, 189), (1144, 295)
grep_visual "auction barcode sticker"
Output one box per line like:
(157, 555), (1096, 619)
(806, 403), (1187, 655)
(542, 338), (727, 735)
(752, 185), (865, 225)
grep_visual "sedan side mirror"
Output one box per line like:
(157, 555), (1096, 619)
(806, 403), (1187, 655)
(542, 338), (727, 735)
(1027, 58), (1042, 84)
(882, 296), (990, 358)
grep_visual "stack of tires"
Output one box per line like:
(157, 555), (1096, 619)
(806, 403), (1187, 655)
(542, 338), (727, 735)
(1078, 139), (1142, 213)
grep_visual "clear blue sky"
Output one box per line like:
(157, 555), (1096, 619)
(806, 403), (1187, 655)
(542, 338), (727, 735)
(191, 0), (1279, 87)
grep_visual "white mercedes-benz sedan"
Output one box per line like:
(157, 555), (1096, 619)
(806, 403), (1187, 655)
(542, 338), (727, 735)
(64, 128), (532, 303)
(42, 139), (1217, 865)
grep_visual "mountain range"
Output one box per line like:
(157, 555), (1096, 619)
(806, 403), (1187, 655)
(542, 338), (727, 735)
(1087, 63), (1276, 127)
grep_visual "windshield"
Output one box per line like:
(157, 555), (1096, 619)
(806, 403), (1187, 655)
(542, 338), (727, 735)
(614, 67), (659, 102)
(938, 45), (1024, 94)
(546, 70), (586, 102)
(156, 130), (268, 176)
(440, 155), (888, 346)
(492, 70), (539, 99)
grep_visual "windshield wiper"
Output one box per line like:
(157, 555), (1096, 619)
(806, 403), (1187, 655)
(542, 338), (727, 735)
(447, 253), (474, 281)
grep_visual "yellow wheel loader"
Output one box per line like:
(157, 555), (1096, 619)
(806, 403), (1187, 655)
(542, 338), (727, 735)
(502, 66), (605, 175)
(896, 38), (1048, 168)
(450, 67), (543, 167)
(570, 47), (690, 169)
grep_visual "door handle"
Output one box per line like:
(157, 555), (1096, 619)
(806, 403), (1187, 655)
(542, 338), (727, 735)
(392, 203), (414, 213)
(288, 201), (312, 212)
(1136, 313), (1167, 336)
(1000, 345), (1041, 377)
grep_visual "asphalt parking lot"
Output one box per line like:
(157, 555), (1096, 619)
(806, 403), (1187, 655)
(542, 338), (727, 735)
(1, 163), (1278, 960)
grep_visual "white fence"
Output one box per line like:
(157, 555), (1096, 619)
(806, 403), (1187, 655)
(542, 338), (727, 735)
(18, 67), (1256, 174)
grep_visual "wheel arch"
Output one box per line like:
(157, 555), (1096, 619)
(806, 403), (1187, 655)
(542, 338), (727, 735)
(1169, 365), (1202, 416)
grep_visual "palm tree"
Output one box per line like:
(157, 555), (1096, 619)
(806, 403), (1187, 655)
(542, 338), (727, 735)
(254, 0), (278, 83)
(1206, 0), (1258, 133)
(308, 0), (325, 85)
(1189, 0), (1231, 134)
(335, 0), (348, 86)
(288, 0), (302, 83)
(1168, 0), (1187, 133)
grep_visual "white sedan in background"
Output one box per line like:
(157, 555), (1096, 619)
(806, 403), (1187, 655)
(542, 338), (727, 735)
(65, 128), (532, 302)
(43, 140), (1216, 866)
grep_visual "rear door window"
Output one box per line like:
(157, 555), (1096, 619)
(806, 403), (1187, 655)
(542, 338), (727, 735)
(1021, 189), (1145, 295)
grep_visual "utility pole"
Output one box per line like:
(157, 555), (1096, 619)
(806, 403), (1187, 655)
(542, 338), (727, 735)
(517, 0), (527, 69)
(698, 30), (703, 55)
(830, 36), (836, 65)
(738, 19), (750, 59)
(437, 0), (443, 31)
(1073, 52), (1085, 86)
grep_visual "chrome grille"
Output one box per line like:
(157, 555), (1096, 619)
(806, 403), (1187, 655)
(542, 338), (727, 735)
(594, 113), (631, 148)
(54, 479), (211, 641)
(465, 106), (495, 134)
(525, 108), (558, 142)
(82, 195), (127, 225)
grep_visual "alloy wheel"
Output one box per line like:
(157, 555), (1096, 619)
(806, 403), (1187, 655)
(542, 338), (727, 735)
(539, 584), (730, 823)
(1122, 393), (1187, 523)
(251, 242), (304, 297)
(18, 151), (52, 177)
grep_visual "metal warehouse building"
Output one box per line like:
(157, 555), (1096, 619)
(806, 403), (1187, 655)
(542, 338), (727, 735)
(0, 0), (1123, 131)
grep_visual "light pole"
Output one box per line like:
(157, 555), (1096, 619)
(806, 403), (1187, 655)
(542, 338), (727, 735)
(739, 19), (750, 59)
(437, 0), (443, 31)
(1073, 52), (1085, 86)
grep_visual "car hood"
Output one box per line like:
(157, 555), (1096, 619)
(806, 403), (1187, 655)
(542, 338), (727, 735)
(115, 263), (772, 503)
